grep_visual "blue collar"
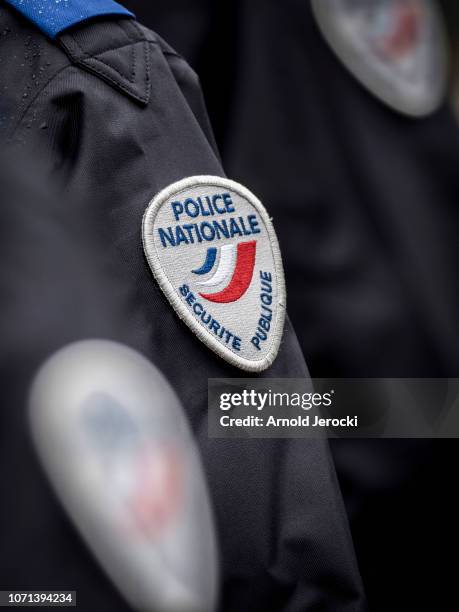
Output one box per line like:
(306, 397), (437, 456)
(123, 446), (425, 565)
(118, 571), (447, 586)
(4, 0), (134, 38)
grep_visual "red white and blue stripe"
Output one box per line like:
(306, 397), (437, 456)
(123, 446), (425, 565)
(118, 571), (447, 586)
(192, 241), (257, 304)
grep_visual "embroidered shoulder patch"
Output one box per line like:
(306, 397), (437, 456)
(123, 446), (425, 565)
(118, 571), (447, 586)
(29, 340), (219, 612)
(311, 0), (447, 117)
(142, 176), (286, 372)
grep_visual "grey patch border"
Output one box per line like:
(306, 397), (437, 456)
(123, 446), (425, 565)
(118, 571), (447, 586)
(142, 175), (286, 373)
(311, 0), (448, 118)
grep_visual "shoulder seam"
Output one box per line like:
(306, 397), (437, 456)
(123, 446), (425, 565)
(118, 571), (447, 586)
(58, 30), (152, 105)
(10, 36), (182, 131)
(66, 34), (136, 83)
(10, 64), (72, 139)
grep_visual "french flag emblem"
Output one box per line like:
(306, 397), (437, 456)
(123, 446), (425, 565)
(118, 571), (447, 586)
(193, 241), (257, 304)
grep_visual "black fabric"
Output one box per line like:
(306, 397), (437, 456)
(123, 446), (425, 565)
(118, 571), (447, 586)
(0, 4), (366, 611)
(123, 0), (459, 610)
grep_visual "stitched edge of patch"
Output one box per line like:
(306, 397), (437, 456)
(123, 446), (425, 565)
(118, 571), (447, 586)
(142, 175), (286, 373)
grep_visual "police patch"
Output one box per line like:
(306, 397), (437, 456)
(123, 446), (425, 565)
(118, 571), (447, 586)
(142, 176), (286, 372)
(311, 0), (447, 117)
(29, 340), (219, 612)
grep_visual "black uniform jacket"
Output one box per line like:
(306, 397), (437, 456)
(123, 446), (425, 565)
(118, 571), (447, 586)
(125, 1), (459, 610)
(0, 3), (366, 611)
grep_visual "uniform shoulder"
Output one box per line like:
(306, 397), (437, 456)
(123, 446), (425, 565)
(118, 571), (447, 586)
(0, 1), (214, 148)
(0, 2), (197, 134)
(0, 2), (71, 135)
